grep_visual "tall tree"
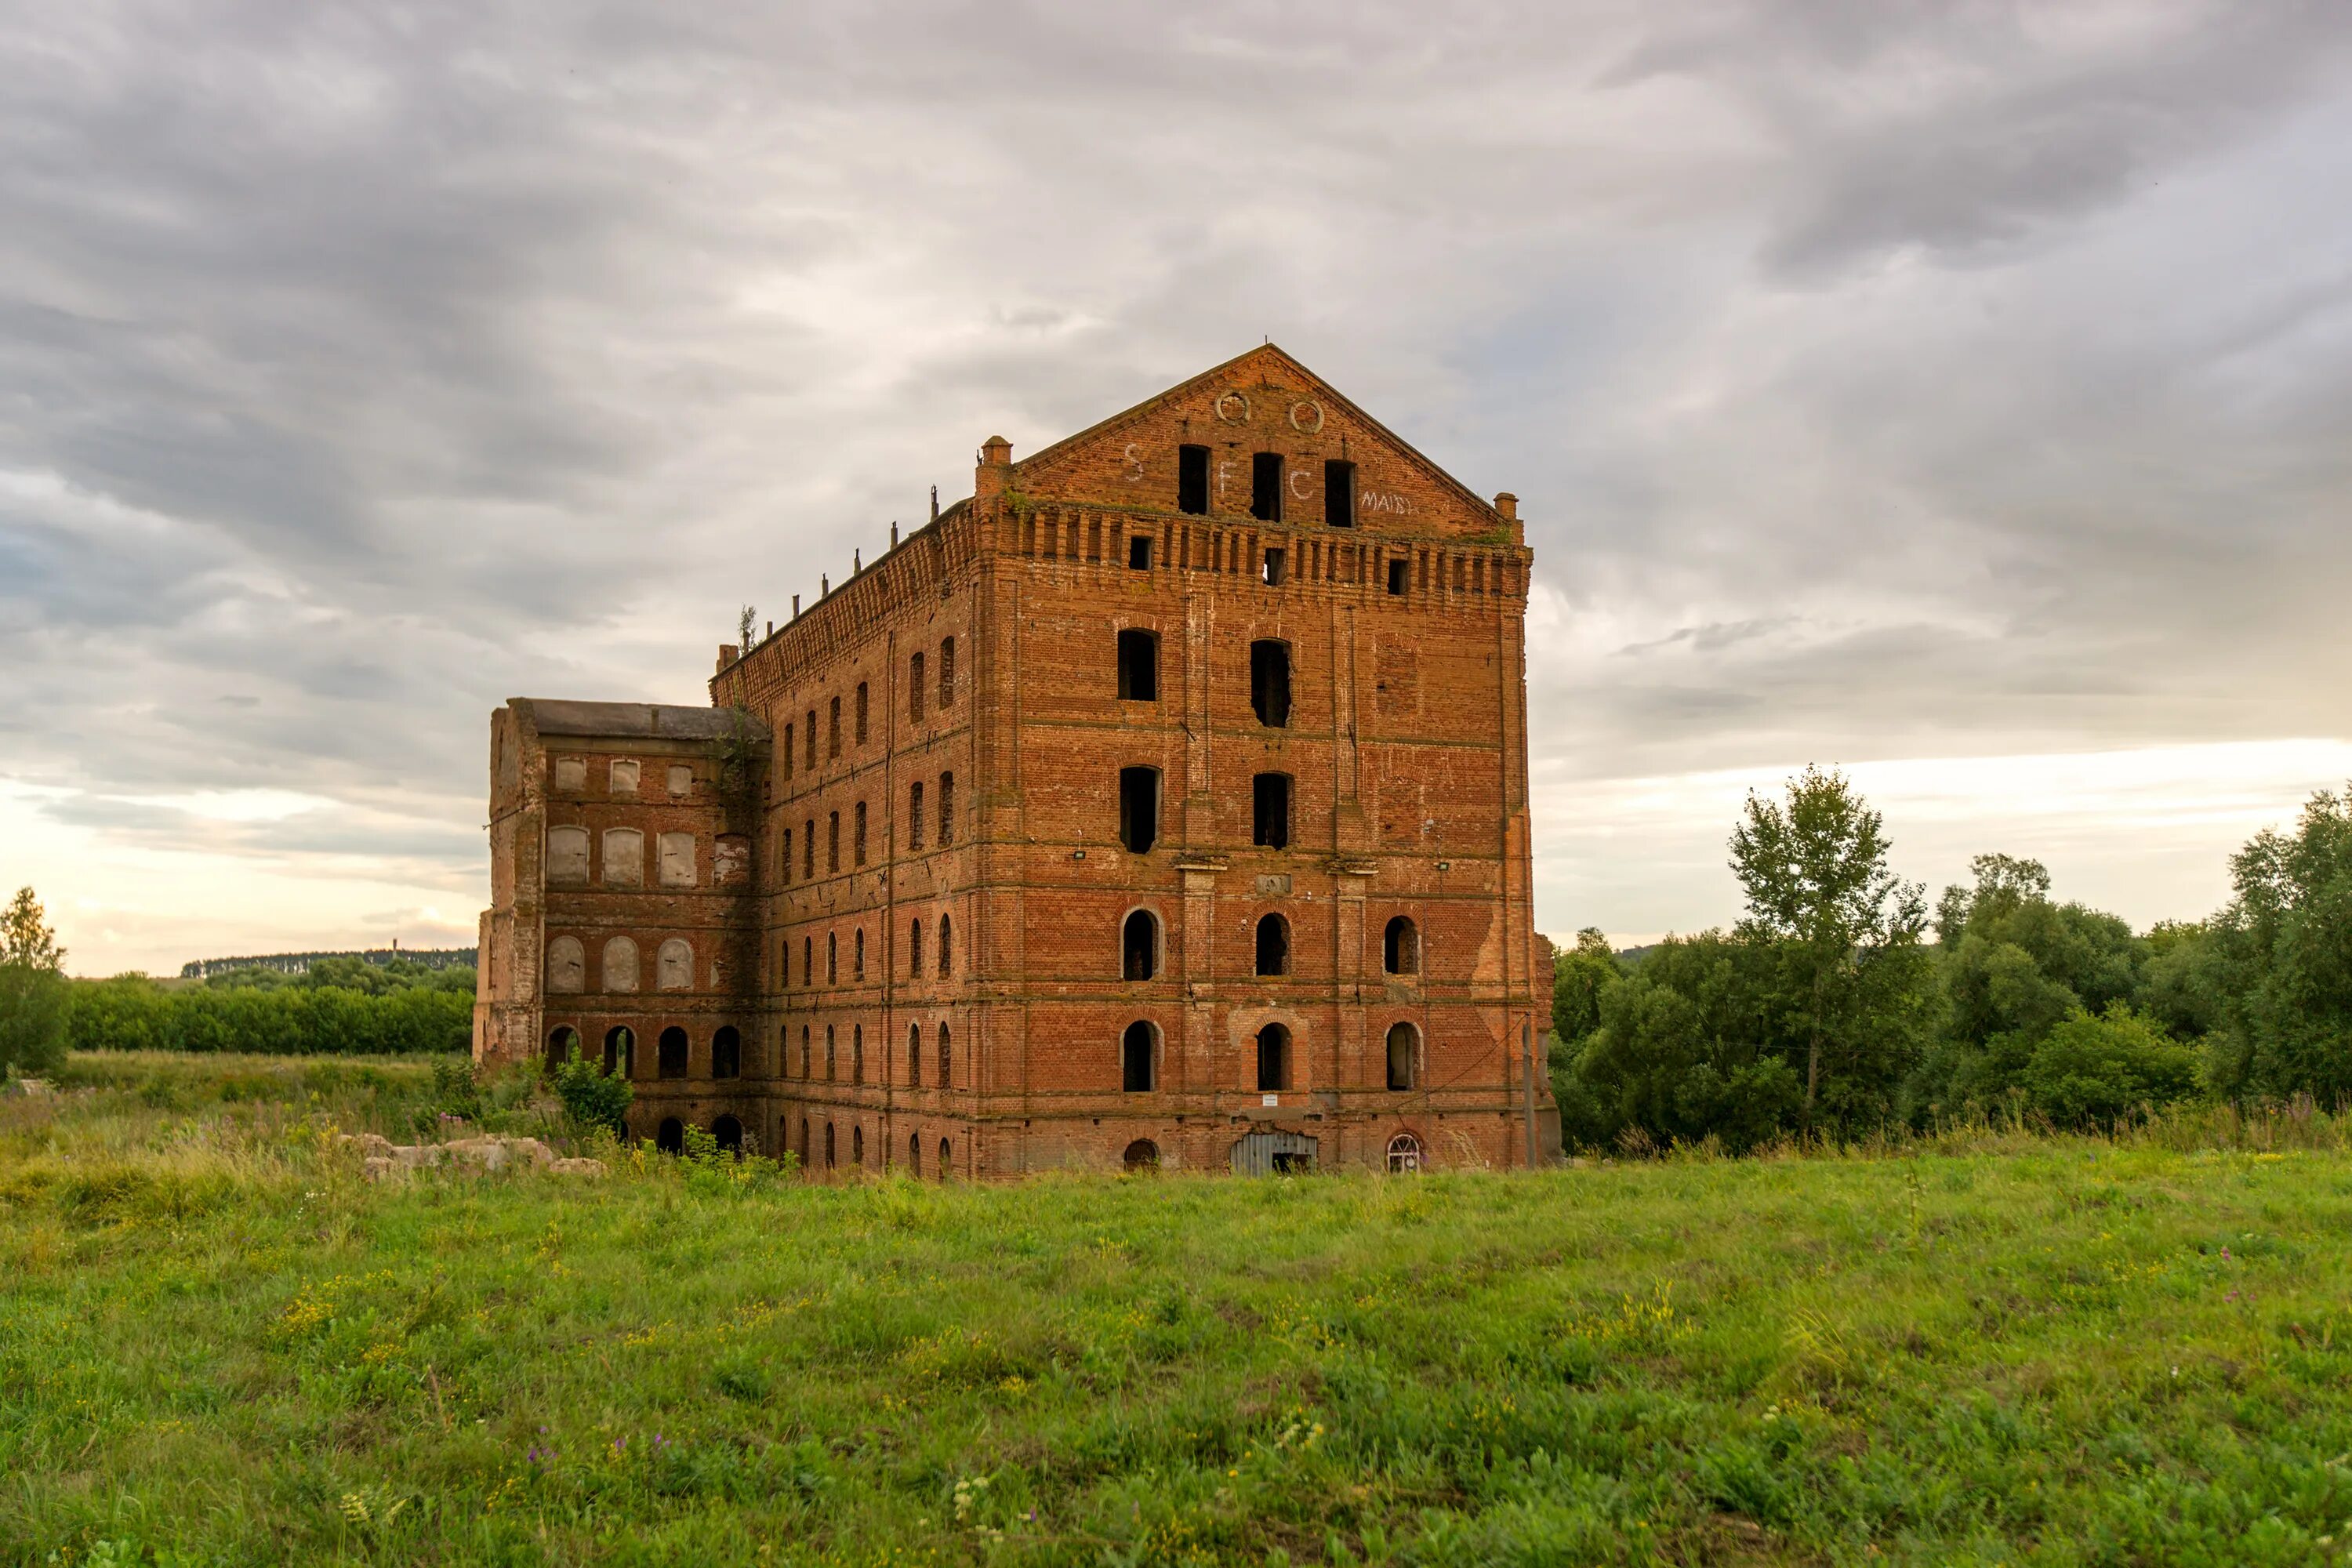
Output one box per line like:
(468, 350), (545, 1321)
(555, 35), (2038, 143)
(2208, 785), (2352, 1100)
(1730, 766), (1931, 1116)
(0, 887), (72, 1076)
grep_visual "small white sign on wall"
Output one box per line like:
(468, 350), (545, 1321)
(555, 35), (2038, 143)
(1261, 1093), (1279, 1107)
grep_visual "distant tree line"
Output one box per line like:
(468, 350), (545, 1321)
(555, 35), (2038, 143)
(68, 957), (475, 1057)
(177, 946), (477, 980)
(1552, 770), (2352, 1151)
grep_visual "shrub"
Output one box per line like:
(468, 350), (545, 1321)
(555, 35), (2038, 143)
(2020, 1005), (2202, 1128)
(551, 1044), (632, 1135)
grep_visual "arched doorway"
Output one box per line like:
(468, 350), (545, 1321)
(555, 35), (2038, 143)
(1121, 1021), (1156, 1092)
(656, 1116), (684, 1154)
(544, 1026), (579, 1074)
(1123, 1138), (1160, 1171)
(713, 1114), (742, 1154)
(1255, 1023), (1290, 1092)
(909, 1132), (920, 1175)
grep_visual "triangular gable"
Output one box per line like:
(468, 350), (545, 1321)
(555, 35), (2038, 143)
(1010, 344), (1509, 540)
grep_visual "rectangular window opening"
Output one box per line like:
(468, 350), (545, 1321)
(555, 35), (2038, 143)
(1386, 557), (1408, 597)
(1116, 628), (1159, 702)
(1119, 766), (1160, 854)
(1127, 534), (1153, 570)
(1261, 547), (1287, 587)
(1253, 772), (1291, 851)
(1324, 460), (1356, 527)
(1250, 452), (1282, 522)
(1250, 640), (1291, 728)
(1178, 445), (1209, 514)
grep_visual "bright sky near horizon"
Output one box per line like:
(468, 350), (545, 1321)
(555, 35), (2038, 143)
(4, 3), (2350, 976)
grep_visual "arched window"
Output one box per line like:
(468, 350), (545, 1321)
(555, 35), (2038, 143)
(713, 1114), (743, 1154)
(938, 1022), (952, 1087)
(601, 937), (639, 993)
(1122, 909), (1159, 981)
(909, 780), (925, 851)
(852, 1124), (865, 1167)
(780, 1024), (792, 1077)
(938, 1137), (952, 1180)
(1116, 628), (1159, 701)
(657, 938), (693, 991)
(907, 1022), (921, 1084)
(1255, 913), (1289, 977)
(658, 1026), (688, 1080)
(545, 937), (584, 993)
(1122, 1021), (1156, 1092)
(938, 771), (955, 845)
(938, 914), (953, 976)
(1383, 916), (1421, 976)
(825, 1025), (837, 1080)
(1385, 1022), (1418, 1091)
(800, 1115), (809, 1163)
(938, 637), (956, 708)
(1123, 1139), (1160, 1171)
(854, 927), (866, 981)
(855, 680), (869, 745)
(825, 1121), (836, 1169)
(602, 1025), (633, 1077)
(852, 1024), (865, 1084)
(800, 1024), (811, 1077)
(827, 931), (837, 985)
(544, 1025), (579, 1074)
(1256, 1023), (1290, 1093)
(712, 1025), (741, 1080)
(657, 1116), (684, 1153)
(910, 917), (924, 976)
(909, 651), (926, 721)
(1386, 1132), (1423, 1173)
(909, 1132), (921, 1174)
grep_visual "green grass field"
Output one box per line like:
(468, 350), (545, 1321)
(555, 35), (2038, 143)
(7, 1054), (2352, 1566)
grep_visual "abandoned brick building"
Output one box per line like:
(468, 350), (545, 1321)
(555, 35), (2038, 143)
(475, 344), (1559, 1176)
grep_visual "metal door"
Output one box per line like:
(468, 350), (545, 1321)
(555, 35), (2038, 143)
(1230, 1131), (1319, 1175)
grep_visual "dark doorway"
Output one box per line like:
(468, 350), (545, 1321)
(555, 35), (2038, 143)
(1116, 629), (1158, 700)
(1386, 1022), (1417, 1091)
(1250, 641), (1291, 728)
(656, 1117), (684, 1154)
(1253, 773), (1291, 851)
(909, 1132), (921, 1174)
(1251, 452), (1282, 521)
(659, 1026), (688, 1080)
(602, 1025), (633, 1078)
(1256, 1024), (1290, 1092)
(1119, 766), (1160, 853)
(1122, 1022), (1156, 1092)
(713, 1114), (742, 1154)
(1254, 913), (1288, 977)
(545, 1026), (579, 1074)
(1122, 910), (1158, 981)
(711, 1025), (740, 1080)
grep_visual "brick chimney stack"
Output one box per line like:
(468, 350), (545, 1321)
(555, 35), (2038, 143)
(1494, 492), (1518, 520)
(975, 435), (1013, 498)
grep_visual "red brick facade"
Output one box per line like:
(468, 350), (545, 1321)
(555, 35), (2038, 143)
(477, 345), (1557, 1176)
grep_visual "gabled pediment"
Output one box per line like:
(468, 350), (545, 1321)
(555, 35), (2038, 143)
(1009, 344), (1515, 542)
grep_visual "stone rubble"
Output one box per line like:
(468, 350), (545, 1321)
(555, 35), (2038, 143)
(336, 1131), (605, 1181)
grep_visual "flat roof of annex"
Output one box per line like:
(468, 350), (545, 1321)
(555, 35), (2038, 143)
(710, 343), (1525, 699)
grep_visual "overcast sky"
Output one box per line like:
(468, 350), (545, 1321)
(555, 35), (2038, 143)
(5, 1), (2350, 975)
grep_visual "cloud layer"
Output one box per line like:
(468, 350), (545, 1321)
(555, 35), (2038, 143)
(4, 1), (2350, 971)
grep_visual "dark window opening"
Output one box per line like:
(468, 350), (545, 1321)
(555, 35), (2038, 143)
(826, 931), (837, 985)
(825, 1121), (836, 1168)
(910, 917), (924, 976)
(1386, 1022), (1417, 1091)
(1253, 772), (1291, 851)
(938, 1136), (952, 1178)
(828, 811), (840, 873)
(1122, 909), (1158, 981)
(938, 913), (953, 976)
(782, 723), (795, 780)
(657, 1117), (684, 1154)
(1122, 1021), (1156, 1092)
(909, 1132), (921, 1174)
(1119, 766), (1160, 854)
(712, 1025), (741, 1080)
(781, 829), (793, 886)
(1250, 452), (1282, 521)
(1128, 534), (1153, 570)
(800, 936), (811, 988)
(800, 1024), (811, 1076)
(908, 1022), (921, 1084)
(852, 1124), (863, 1167)
(909, 652), (925, 721)
(1178, 445), (1209, 514)
(938, 637), (955, 708)
(1261, 548), (1287, 587)
(804, 711), (816, 771)
(1250, 640), (1291, 728)
(938, 771), (954, 845)
(1387, 557), (1408, 596)
(1384, 916), (1421, 975)
(803, 820), (815, 880)
(855, 681), (869, 744)
(658, 1026), (688, 1080)
(909, 781), (925, 851)
(1256, 1024), (1290, 1093)
(825, 1024), (837, 1080)
(853, 1024), (864, 1083)
(1254, 913), (1289, 976)
(828, 696), (841, 758)
(1123, 1138), (1160, 1171)
(545, 1026), (579, 1075)
(854, 801), (867, 866)
(938, 1022), (952, 1087)
(713, 1115), (742, 1154)
(1116, 628), (1158, 701)
(854, 927), (866, 980)
(1325, 460), (1356, 527)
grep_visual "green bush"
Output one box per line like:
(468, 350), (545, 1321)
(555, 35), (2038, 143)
(2020, 1005), (2202, 1128)
(550, 1044), (632, 1135)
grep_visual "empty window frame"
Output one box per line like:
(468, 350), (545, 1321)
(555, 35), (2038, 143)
(603, 1025), (633, 1077)
(938, 637), (956, 709)
(1122, 909), (1159, 981)
(854, 927), (866, 981)
(828, 696), (842, 758)
(1119, 766), (1160, 854)
(803, 818), (815, 879)
(1385, 1022), (1417, 1091)
(1122, 1021), (1156, 1092)
(938, 913), (953, 977)
(828, 811), (840, 873)
(801, 936), (811, 989)
(1324, 459), (1356, 527)
(713, 1025), (741, 1080)
(909, 652), (926, 721)
(782, 724), (795, 780)
(1250, 452), (1282, 521)
(1116, 629), (1158, 701)
(826, 1121), (836, 1167)
(937, 771), (954, 845)
(938, 1022), (952, 1087)
(855, 681), (869, 744)
(1178, 444), (1210, 514)
(853, 1025), (865, 1083)
(907, 1022), (921, 1084)
(800, 1024), (811, 1076)
(1252, 772), (1292, 851)
(826, 931), (838, 985)
(1386, 557), (1408, 597)
(1250, 640), (1291, 728)
(909, 916), (924, 976)
(854, 801), (867, 866)
(658, 1026), (688, 1080)
(1383, 916), (1421, 975)
(1261, 547), (1287, 586)
(1127, 533), (1153, 570)
(1254, 912), (1289, 977)
(1256, 1023), (1290, 1093)
(826, 1025), (837, 1080)
(804, 710), (817, 770)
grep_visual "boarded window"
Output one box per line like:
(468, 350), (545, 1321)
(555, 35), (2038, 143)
(1255, 913), (1288, 976)
(1122, 1021), (1156, 1092)
(545, 936), (585, 993)
(658, 1026), (688, 1079)
(1324, 460), (1355, 527)
(1250, 452), (1282, 521)
(553, 755), (586, 792)
(909, 781), (925, 850)
(938, 637), (956, 707)
(1253, 773), (1291, 851)
(1116, 629), (1158, 701)
(657, 938), (693, 991)
(1119, 767), (1160, 853)
(601, 937), (639, 993)
(1178, 445), (1209, 514)
(1122, 909), (1157, 981)
(608, 758), (640, 795)
(1256, 1024), (1290, 1092)
(659, 831), (696, 887)
(1385, 1022), (1417, 1091)
(909, 652), (925, 721)
(1250, 641), (1291, 727)
(667, 764), (691, 797)
(546, 826), (589, 884)
(601, 827), (644, 887)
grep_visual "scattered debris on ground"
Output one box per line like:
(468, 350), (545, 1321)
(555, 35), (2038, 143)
(336, 1131), (605, 1181)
